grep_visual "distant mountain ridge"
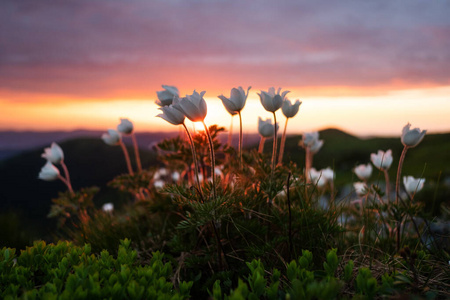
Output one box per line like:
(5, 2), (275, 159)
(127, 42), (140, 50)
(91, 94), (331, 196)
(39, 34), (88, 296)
(0, 130), (262, 161)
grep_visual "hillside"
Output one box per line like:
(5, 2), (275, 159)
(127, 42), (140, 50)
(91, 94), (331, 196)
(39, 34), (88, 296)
(1, 128), (449, 249)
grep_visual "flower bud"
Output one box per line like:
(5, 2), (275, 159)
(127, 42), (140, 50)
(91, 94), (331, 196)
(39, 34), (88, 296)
(41, 142), (64, 164)
(258, 87), (290, 113)
(157, 99), (186, 125)
(38, 161), (60, 181)
(178, 90), (207, 122)
(156, 85), (179, 106)
(258, 117), (278, 138)
(282, 99), (302, 118)
(101, 129), (121, 146)
(218, 86), (251, 115)
(401, 123), (426, 148)
(117, 118), (134, 134)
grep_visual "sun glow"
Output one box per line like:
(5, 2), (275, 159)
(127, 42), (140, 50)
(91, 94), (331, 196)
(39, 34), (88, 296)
(1, 86), (449, 136)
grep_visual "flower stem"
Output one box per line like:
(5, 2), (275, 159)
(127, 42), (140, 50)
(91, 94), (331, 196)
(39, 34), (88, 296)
(119, 140), (134, 175)
(272, 112), (278, 172)
(287, 172), (292, 262)
(183, 123), (203, 200)
(60, 160), (74, 194)
(131, 133), (142, 172)
(396, 146), (408, 206)
(203, 122), (217, 200)
(258, 137), (266, 153)
(305, 147), (311, 182)
(277, 117), (288, 166)
(57, 174), (74, 194)
(383, 169), (390, 202)
(238, 111), (243, 169)
(395, 145), (408, 251)
(228, 116), (233, 146)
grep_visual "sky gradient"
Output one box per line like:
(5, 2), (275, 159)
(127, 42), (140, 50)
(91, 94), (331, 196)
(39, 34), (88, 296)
(1, 0), (449, 136)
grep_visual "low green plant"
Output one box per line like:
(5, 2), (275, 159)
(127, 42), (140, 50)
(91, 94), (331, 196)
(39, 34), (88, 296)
(0, 239), (192, 299)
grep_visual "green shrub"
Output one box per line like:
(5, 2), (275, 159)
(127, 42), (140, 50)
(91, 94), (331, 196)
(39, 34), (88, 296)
(0, 239), (192, 299)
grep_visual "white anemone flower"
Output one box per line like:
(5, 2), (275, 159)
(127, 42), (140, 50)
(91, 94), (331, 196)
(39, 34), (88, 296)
(101, 129), (121, 146)
(178, 90), (207, 122)
(117, 118), (134, 134)
(41, 142), (64, 164)
(258, 87), (290, 113)
(258, 117), (278, 138)
(401, 123), (426, 148)
(370, 150), (393, 170)
(354, 163), (373, 181)
(156, 85), (179, 106)
(403, 176), (425, 196)
(38, 161), (60, 181)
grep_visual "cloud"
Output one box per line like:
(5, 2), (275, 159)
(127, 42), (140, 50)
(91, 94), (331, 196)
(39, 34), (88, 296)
(1, 0), (450, 100)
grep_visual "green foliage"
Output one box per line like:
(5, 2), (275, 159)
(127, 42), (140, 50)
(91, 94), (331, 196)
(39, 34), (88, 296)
(0, 239), (192, 299)
(355, 268), (378, 299)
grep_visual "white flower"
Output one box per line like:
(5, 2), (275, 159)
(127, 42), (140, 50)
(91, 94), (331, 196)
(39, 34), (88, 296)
(101, 129), (121, 146)
(218, 86), (251, 115)
(302, 132), (320, 148)
(198, 173), (204, 182)
(309, 139), (324, 154)
(178, 90), (207, 122)
(157, 97), (186, 125)
(172, 171), (181, 181)
(258, 87), (290, 113)
(309, 168), (327, 188)
(354, 182), (368, 196)
(154, 180), (165, 190)
(282, 99), (302, 118)
(370, 150), (393, 170)
(321, 167), (335, 182)
(214, 166), (223, 177)
(38, 161), (60, 181)
(258, 117), (278, 138)
(159, 168), (168, 176)
(403, 176), (425, 196)
(41, 142), (64, 164)
(354, 163), (373, 181)
(401, 123), (426, 148)
(102, 203), (114, 213)
(156, 85), (179, 106)
(117, 118), (134, 134)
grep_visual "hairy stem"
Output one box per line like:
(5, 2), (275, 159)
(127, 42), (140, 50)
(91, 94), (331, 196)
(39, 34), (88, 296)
(57, 174), (74, 195)
(119, 141), (134, 175)
(395, 145), (408, 251)
(287, 172), (292, 262)
(228, 115), (233, 146)
(131, 133), (142, 172)
(183, 123), (203, 201)
(277, 117), (289, 166)
(60, 160), (74, 194)
(203, 122), (217, 200)
(238, 111), (243, 170)
(258, 137), (266, 154)
(305, 147), (311, 182)
(272, 112), (278, 172)
(383, 169), (390, 202)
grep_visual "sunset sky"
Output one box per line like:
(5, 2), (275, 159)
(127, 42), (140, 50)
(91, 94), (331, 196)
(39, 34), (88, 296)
(1, 0), (449, 136)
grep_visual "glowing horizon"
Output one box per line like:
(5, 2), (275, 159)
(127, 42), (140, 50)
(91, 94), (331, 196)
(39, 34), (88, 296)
(1, 86), (449, 137)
